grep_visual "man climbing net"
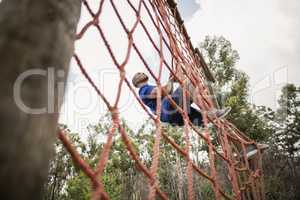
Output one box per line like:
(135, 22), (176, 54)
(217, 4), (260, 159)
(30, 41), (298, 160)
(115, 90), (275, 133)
(132, 72), (231, 126)
(132, 72), (268, 159)
(56, 0), (269, 199)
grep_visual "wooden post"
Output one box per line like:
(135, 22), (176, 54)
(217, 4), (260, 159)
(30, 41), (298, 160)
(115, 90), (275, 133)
(0, 0), (81, 199)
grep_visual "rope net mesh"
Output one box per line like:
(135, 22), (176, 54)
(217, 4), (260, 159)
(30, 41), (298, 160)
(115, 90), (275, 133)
(58, 0), (264, 199)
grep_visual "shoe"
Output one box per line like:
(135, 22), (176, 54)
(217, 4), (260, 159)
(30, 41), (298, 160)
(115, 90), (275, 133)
(246, 144), (269, 160)
(258, 143), (269, 151)
(246, 145), (258, 160)
(208, 107), (231, 119)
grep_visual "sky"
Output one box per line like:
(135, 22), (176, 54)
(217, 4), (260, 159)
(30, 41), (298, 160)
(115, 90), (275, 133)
(59, 0), (300, 134)
(178, 0), (300, 108)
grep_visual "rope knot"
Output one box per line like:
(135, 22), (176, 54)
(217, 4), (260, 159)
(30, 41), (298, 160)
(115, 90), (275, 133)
(119, 69), (126, 78)
(110, 107), (119, 123)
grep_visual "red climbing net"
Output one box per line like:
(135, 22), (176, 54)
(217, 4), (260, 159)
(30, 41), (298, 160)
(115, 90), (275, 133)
(58, 0), (265, 199)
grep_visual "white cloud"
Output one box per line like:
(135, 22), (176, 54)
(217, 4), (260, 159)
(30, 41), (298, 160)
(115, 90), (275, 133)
(184, 0), (300, 108)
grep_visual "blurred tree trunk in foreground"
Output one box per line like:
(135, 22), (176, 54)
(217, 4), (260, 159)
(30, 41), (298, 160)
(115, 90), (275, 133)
(0, 0), (81, 199)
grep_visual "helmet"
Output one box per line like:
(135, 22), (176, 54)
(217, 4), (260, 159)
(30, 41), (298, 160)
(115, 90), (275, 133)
(132, 72), (148, 87)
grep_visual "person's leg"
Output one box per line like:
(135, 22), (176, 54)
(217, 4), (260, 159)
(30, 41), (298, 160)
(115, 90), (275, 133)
(182, 79), (231, 120)
(188, 107), (204, 127)
(167, 80), (229, 126)
(170, 84), (192, 114)
(183, 79), (198, 105)
(160, 84), (192, 126)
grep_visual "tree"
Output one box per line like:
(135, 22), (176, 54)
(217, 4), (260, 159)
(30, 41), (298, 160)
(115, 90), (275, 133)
(44, 116), (143, 200)
(43, 125), (85, 200)
(0, 1), (81, 199)
(200, 36), (300, 200)
(276, 84), (300, 157)
(260, 83), (300, 200)
(199, 36), (239, 88)
(224, 71), (272, 141)
(199, 35), (272, 141)
(45, 116), (215, 199)
(44, 35), (300, 200)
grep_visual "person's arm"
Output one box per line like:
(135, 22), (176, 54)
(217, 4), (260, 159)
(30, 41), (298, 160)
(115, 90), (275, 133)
(149, 77), (174, 98)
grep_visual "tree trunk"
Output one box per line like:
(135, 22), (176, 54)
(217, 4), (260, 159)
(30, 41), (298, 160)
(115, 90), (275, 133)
(0, 0), (81, 199)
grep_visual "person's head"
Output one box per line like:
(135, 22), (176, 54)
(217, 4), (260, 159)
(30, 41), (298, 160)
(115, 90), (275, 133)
(132, 72), (149, 88)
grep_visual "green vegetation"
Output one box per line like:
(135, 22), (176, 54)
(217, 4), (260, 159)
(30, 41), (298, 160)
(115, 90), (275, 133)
(43, 36), (299, 200)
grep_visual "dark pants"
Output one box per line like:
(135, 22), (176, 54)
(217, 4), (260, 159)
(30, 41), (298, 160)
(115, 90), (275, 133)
(161, 83), (203, 127)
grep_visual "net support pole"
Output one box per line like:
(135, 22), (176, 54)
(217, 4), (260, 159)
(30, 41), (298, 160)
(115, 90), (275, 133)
(0, 0), (81, 199)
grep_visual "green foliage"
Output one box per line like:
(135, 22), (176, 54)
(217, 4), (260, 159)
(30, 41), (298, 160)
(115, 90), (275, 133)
(200, 36), (240, 87)
(64, 172), (91, 200)
(199, 180), (215, 199)
(275, 84), (300, 155)
(199, 36), (271, 141)
(44, 36), (300, 200)
(199, 36), (300, 199)
(257, 84), (300, 200)
(45, 119), (214, 199)
(43, 125), (83, 200)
